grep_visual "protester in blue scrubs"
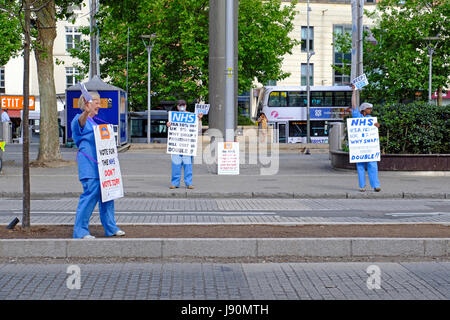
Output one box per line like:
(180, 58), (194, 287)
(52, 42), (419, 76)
(351, 85), (381, 192)
(166, 100), (203, 190)
(71, 91), (125, 239)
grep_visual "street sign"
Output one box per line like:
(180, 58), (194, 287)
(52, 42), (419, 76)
(1, 95), (35, 110)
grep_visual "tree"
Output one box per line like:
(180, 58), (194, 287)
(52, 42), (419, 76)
(1, 1), (83, 165)
(70, 0), (299, 110)
(332, 0), (449, 104)
(33, 0), (83, 165)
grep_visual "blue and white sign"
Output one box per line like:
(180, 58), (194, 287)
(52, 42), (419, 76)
(351, 74), (369, 90)
(167, 111), (198, 156)
(195, 103), (210, 115)
(310, 107), (345, 120)
(347, 117), (380, 163)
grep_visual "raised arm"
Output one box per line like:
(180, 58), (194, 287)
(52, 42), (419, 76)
(351, 85), (357, 111)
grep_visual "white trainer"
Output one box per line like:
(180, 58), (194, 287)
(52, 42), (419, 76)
(114, 230), (126, 236)
(83, 235), (95, 239)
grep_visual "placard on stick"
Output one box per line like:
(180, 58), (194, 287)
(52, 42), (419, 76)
(93, 124), (124, 202)
(351, 74), (369, 90)
(195, 104), (210, 115)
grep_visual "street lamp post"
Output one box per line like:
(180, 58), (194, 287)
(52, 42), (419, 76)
(306, 0), (314, 145)
(423, 36), (440, 104)
(141, 34), (157, 144)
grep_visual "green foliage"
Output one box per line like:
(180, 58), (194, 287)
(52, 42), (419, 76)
(238, 113), (255, 126)
(70, 0), (298, 111)
(0, 0), (84, 65)
(372, 103), (449, 154)
(0, 4), (22, 65)
(365, 0), (449, 103)
(331, 0), (449, 103)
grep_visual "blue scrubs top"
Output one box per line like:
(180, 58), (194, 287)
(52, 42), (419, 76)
(71, 114), (99, 180)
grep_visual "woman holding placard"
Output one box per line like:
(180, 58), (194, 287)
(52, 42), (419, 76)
(351, 85), (381, 192)
(71, 90), (125, 239)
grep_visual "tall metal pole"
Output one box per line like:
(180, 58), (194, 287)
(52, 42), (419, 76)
(351, 0), (364, 107)
(89, 0), (98, 79)
(147, 44), (152, 144)
(224, 0), (235, 142)
(126, 27), (130, 100)
(22, 0), (31, 229)
(306, 0), (311, 144)
(428, 45), (433, 104)
(96, 0), (100, 76)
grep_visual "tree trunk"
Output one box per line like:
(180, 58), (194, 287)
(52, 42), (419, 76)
(437, 87), (443, 107)
(34, 0), (62, 163)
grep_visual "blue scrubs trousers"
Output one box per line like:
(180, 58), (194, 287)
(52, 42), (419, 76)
(73, 178), (120, 238)
(171, 155), (193, 187)
(356, 161), (380, 189)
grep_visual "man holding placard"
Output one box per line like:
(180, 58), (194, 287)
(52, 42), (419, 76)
(349, 85), (381, 192)
(166, 100), (203, 189)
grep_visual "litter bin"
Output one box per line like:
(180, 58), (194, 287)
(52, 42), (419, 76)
(0, 121), (12, 144)
(329, 122), (344, 160)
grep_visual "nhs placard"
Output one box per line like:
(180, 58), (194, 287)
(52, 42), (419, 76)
(167, 111), (198, 156)
(347, 117), (380, 163)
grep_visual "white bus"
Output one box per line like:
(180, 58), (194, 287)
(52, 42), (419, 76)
(255, 86), (352, 143)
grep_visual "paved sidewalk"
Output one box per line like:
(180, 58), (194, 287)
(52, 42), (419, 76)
(1, 198), (450, 225)
(0, 144), (449, 199)
(0, 262), (448, 300)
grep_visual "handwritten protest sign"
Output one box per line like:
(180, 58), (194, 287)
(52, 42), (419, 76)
(351, 74), (369, 90)
(93, 124), (124, 202)
(167, 111), (198, 156)
(195, 104), (210, 115)
(218, 142), (239, 175)
(347, 117), (380, 163)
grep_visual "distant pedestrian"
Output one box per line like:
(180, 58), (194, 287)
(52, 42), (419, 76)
(257, 112), (268, 143)
(1, 109), (10, 122)
(166, 99), (203, 189)
(351, 85), (381, 192)
(71, 91), (125, 239)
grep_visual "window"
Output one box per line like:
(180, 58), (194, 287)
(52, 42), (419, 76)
(65, 26), (81, 51)
(268, 91), (287, 108)
(301, 26), (314, 52)
(0, 67), (4, 94)
(333, 25), (352, 85)
(333, 91), (351, 106)
(311, 91), (324, 106)
(288, 91), (306, 107)
(66, 67), (79, 88)
(289, 121), (307, 137)
(266, 80), (277, 86)
(301, 63), (313, 86)
(311, 121), (328, 137)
